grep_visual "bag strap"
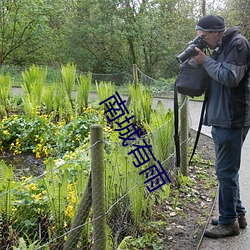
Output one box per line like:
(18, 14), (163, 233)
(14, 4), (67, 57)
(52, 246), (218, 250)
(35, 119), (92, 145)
(174, 80), (208, 168)
(189, 91), (208, 164)
(174, 80), (180, 168)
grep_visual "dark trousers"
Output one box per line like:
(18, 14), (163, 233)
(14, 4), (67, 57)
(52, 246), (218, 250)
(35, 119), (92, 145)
(211, 126), (249, 225)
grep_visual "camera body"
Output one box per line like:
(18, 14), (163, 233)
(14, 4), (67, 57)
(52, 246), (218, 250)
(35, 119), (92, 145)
(176, 36), (208, 64)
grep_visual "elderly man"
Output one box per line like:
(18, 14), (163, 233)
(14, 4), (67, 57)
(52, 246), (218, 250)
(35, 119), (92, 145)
(192, 15), (250, 238)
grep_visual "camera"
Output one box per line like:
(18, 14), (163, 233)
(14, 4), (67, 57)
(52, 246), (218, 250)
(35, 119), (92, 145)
(176, 36), (208, 64)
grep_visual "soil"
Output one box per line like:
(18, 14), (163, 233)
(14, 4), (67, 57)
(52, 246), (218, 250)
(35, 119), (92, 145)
(0, 152), (45, 180)
(159, 130), (217, 250)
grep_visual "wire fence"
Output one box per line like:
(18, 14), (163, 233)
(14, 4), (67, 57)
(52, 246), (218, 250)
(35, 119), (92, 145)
(0, 66), (190, 249)
(0, 64), (175, 96)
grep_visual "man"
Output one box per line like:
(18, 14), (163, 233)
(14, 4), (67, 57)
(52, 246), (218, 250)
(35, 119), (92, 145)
(192, 15), (250, 238)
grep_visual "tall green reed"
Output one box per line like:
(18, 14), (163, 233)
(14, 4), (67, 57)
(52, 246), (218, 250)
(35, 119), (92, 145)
(21, 65), (47, 118)
(96, 81), (116, 110)
(43, 84), (55, 114)
(51, 82), (73, 122)
(0, 161), (14, 222)
(145, 100), (174, 163)
(0, 73), (12, 117)
(60, 63), (76, 103)
(105, 133), (147, 227)
(129, 83), (152, 125)
(76, 72), (92, 113)
(43, 159), (68, 232)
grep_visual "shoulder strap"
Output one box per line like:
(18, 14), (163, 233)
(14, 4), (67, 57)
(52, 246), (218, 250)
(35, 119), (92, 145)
(189, 91), (208, 164)
(174, 82), (208, 168)
(174, 81), (180, 168)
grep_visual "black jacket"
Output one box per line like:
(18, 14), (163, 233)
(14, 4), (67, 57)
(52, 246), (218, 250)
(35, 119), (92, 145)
(203, 26), (250, 128)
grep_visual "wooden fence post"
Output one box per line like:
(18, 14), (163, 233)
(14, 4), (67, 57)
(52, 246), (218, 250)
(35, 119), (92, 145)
(133, 63), (138, 86)
(126, 64), (138, 108)
(91, 124), (106, 250)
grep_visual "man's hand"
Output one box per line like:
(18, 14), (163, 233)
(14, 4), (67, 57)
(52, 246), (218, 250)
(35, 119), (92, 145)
(192, 47), (207, 64)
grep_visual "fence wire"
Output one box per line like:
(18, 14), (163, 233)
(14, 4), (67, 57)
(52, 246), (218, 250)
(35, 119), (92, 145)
(0, 67), (191, 249)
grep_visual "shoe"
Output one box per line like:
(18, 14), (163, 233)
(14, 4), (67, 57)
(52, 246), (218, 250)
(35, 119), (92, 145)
(204, 222), (240, 238)
(211, 214), (247, 229)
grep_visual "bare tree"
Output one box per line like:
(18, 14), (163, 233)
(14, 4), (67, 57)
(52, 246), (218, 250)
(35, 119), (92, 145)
(0, 0), (48, 65)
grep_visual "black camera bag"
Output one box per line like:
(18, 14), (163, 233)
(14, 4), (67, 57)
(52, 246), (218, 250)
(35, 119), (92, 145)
(174, 58), (210, 168)
(175, 58), (209, 97)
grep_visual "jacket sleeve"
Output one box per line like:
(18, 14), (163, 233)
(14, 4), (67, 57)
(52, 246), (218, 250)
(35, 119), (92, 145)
(203, 38), (250, 87)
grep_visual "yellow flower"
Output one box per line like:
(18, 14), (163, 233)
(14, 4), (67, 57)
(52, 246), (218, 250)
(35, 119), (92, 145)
(71, 195), (76, 204)
(3, 130), (9, 135)
(36, 152), (41, 158)
(43, 147), (49, 157)
(26, 183), (37, 191)
(32, 193), (42, 201)
(65, 205), (74, 218)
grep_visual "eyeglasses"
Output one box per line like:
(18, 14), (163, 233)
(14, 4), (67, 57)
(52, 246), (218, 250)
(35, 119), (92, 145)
(198, 32), (214, 40)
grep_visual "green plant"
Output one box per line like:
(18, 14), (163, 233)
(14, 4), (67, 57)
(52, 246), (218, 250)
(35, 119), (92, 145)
(12, 233), (50, 250)
(145, 100), (174, 162)
(12, 176), (49, 241)
(43, 159), (68, 220)
(60, 62), (76, 102)
(0, 161), (15, 222)
(117, 233), (163, 250)
(165, 183), (171, 200)
(172, 190), (180, 210)
(0, 73), (12, 117)
(0, 109), (101, 158)
(96, 81), (116, 110)
(129, 83), (152, 124)
(178, 173), (190, 189)
(21, 65), (47, 118)
(43, 84), (56, 114)
(76, 72), (92, 111)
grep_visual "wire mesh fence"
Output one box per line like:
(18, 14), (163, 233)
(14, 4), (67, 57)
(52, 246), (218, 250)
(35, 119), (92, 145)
(0, 65), (190, 249)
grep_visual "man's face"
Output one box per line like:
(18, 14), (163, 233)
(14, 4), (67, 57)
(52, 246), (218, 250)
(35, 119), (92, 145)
(196, 30), (222, 49)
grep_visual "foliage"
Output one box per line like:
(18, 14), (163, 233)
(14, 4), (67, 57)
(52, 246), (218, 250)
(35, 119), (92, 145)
(0, 0), (52, 65)
(0, 151), (91, 248)
(76, 72), (92, 111)
(13, 235), (46, 250)
(21, 65), (47, 118)
(0, 74), (177, 248)
(0, 73), (12, 117)
(96, 81), (116, 111)
(117, 233), (163, 250)
(61, 63), (76, 102)
(0, 0), (236, 78)
(145, 100), (175, 162)
(129, 83), (153, 125)
(12, 176), (49, 241)
(0, 161), (14, 222)
(0, 109), (100, 158)
(43, 85), (56, 113)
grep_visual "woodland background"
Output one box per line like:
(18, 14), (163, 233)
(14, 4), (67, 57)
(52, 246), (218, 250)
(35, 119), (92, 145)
(0, 0), (249, 81)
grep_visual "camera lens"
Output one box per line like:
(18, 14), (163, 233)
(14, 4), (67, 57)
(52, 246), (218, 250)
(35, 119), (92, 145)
(176, 45), (198, 63)
(176, 36), (208, 63)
